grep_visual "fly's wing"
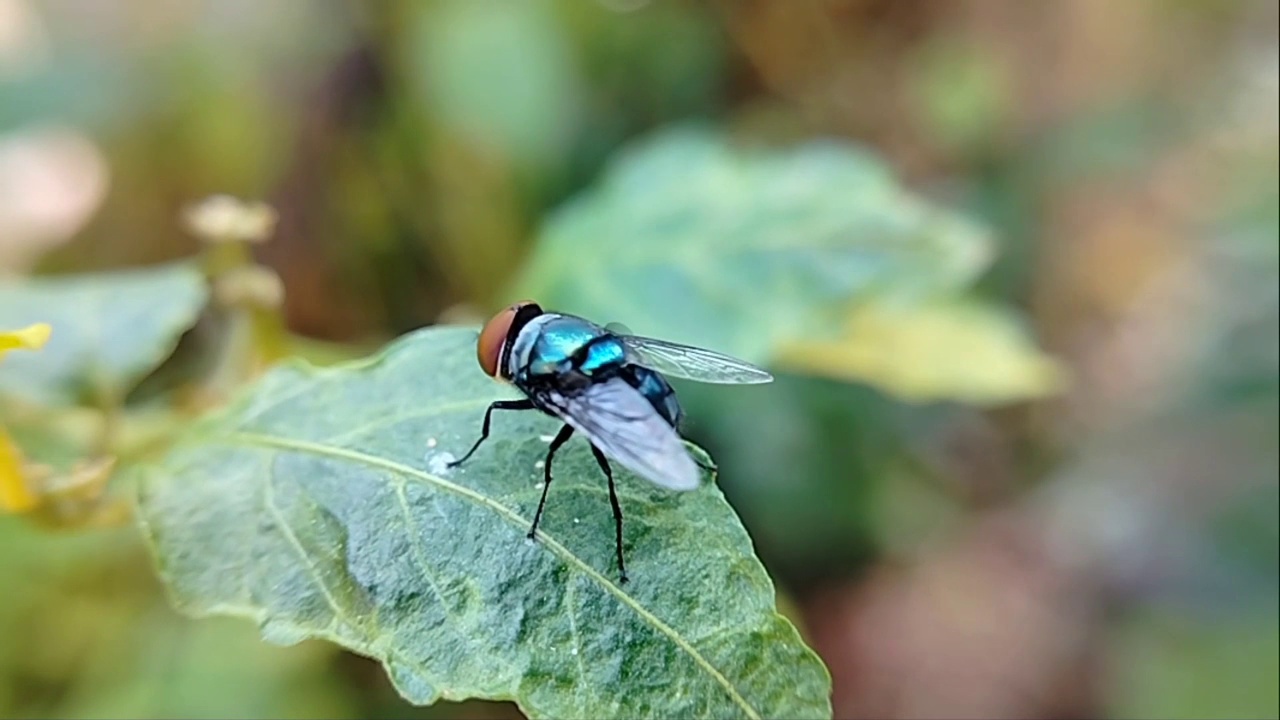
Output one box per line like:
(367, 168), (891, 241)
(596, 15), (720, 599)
(539, 377), (700, 491)
(618, 335), (774, 385)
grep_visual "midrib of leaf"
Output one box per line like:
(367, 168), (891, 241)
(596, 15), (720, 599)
(218, 429), (765, 720)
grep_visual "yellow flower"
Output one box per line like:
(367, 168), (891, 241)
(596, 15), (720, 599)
(0, 322), (51, 356)
(0, 430), (37, 512)
(1, 323), (51, 512)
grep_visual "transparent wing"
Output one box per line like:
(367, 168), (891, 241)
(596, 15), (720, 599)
(604, 321), (633, 335)
(618, 335), (774, 385)
(538, 378), (700, 491)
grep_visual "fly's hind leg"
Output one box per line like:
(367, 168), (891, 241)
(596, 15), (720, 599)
(589, 444), (628, 584)
(529, 424), (573, 541)
(449, 399), (535, 468)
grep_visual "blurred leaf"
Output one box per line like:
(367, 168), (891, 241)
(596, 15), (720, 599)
(515, 127), (993, 366)
(909, 38), (1012, 154)
(0, 406), (97, 473)
(0, 53), (143, 134)
(139, 327), (832, 720)
(1106, 607), (1280, 719)
(776, 298), (1067, 405)
(409, 1), (584, 171)
(0, 519), (353, 719)
(560, 2), (728, 157)
(0, 262), (208, 406)
(676, 374), (897, 583)
(56, 613), (357, 720)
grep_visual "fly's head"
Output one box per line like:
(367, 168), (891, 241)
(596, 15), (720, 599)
(476, 300), (543, 382)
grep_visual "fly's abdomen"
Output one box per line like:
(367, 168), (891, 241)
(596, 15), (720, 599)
(623, 366), (683, 428)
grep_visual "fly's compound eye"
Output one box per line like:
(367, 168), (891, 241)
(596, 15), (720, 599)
(476, 301), (536, 378)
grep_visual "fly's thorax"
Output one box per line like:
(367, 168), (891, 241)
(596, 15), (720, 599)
(505, 314), (556, 380)
(508, 313), (623, 380)
(577, 336), (628, 375)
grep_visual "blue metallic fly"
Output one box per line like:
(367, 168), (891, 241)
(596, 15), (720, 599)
(450, 301), (772, 582)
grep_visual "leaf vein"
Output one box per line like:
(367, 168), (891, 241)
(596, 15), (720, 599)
(262, 459), (446, 695)
(262, 468), (367, 637)
(226, 430), (762, 720)
(564, 579), (590, 695)
(320, 397), (500, 447)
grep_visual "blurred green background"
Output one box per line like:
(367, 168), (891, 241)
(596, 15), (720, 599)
(1, 1), (1276, 718)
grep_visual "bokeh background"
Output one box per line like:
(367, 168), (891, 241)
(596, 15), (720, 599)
(1, 1), (1277, 718)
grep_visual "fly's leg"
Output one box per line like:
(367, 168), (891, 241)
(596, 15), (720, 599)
(448, 399), (535, 468)
(590, 444), (628, 584)
(529, 424), (573, 541)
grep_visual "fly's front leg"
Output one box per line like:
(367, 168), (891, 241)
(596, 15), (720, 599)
(449, 399), (535, 468)
(529, 423), (574, 541)
(590, 444), (628, 584)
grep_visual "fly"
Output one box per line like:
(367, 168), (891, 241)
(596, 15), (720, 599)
(448, 301), (772, 582)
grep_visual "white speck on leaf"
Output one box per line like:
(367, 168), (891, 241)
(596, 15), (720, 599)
(426, 451), (456, 475)
(426, 437), (438, 448)
(534, 460), (545, 469)
(539, 434), (555, 442)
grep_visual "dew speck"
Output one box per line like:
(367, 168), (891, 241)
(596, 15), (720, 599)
(426, 437), (438, 448)
(534, 482), (544, 490)
(426, 451), (457, 475)
(539, 434), (556, 443)
(570, 648), (579, 656)
(534, 460), (545, 469)
(573, 517), (580, 524)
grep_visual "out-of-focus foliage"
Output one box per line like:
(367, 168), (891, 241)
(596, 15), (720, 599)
(519, 129), (988, 361)
(0, 263), (206, 406)
(777, 298), (1065, 405)
(1, 0), (1276, 718)
(0, 520), (359, 719)
(516, 127), (1062, 405)
(140, 327), (831, 720)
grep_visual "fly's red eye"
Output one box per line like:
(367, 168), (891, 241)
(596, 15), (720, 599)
(476, 301), (534, 377)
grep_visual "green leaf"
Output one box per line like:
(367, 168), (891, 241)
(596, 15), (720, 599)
(0, 521), (353, 719)
(776, 298), (1068, 405)
(409, 1), (584, 171)
(514, 127), (993, 365)
(0, 262), (208, 407)
(1105, 607), (1280, 720)
(138, 326), (832, 720)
